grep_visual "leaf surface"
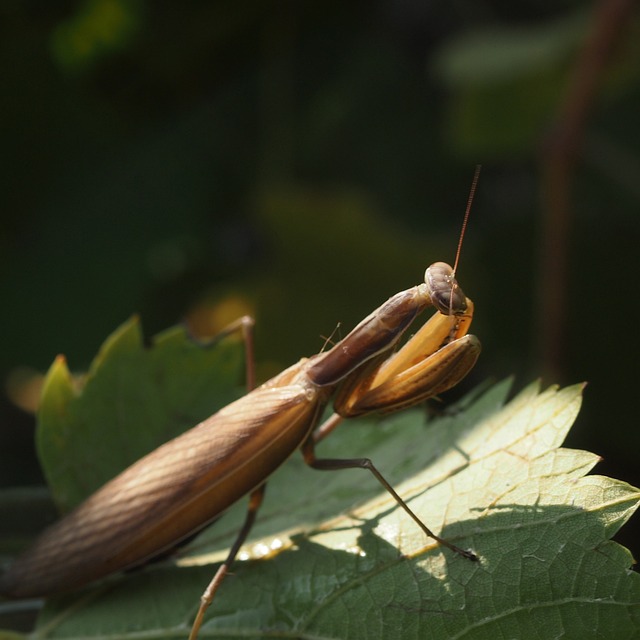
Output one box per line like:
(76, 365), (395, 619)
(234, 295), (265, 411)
(36, 316), (245, 512)
(2, 327), (639, 639)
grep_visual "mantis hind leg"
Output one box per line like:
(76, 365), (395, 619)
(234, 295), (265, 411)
(188, 315), (261, 640)
(189, 484), (266, 640)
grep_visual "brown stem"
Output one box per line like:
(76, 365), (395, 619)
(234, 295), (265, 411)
(537, 0), (634, 380)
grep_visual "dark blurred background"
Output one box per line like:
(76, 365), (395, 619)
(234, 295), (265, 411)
(1, 1), (639, 550)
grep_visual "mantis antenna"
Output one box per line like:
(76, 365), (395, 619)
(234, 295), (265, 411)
(452, 164), (481, 278)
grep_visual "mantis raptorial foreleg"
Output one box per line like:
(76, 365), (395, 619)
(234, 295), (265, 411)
(332, 301), (475, 417)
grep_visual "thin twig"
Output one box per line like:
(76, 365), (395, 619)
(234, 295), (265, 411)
(537, 0), (635, 380)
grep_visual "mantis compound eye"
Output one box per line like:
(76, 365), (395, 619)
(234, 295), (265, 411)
(425, 262), (468, 316)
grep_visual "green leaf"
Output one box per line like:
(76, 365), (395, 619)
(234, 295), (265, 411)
(36, 316), (245, 513)
(431, 9), (639, 158)
(13, 377), (640, 639)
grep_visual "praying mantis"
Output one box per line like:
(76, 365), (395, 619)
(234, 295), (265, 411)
(0, 181), (482, 640)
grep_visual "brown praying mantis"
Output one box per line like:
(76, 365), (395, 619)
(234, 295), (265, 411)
(0, 176), (482, 640)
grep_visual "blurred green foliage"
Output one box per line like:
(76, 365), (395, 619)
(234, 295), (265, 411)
(51, 0), (143, 73)
(1, 1), (640, 550)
